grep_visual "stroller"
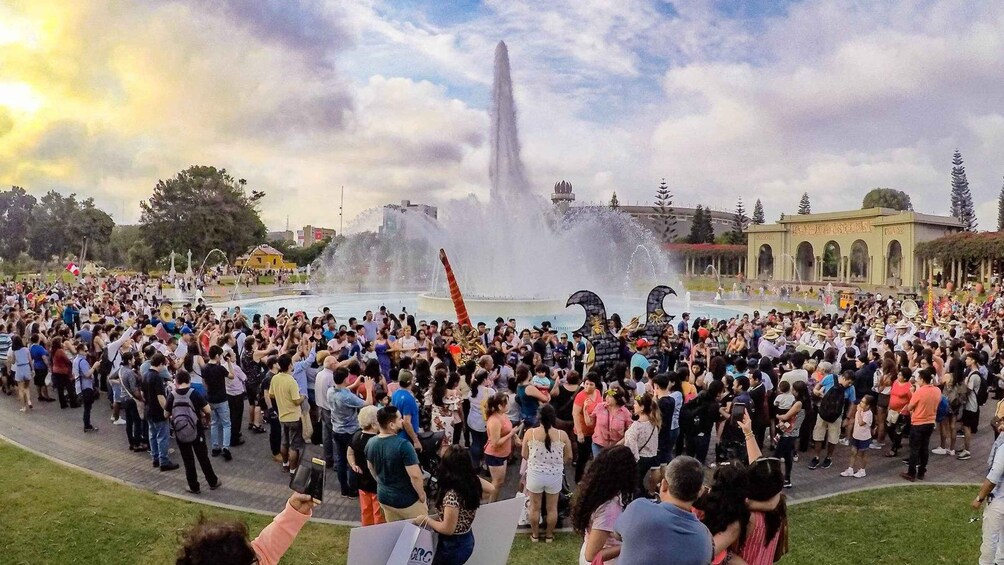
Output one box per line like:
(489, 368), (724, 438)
(417, 430), (445, 501)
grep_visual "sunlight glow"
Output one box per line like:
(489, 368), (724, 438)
(0, 82), (44, 113)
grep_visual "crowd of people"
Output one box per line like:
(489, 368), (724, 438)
(4, 274), (1004, 564)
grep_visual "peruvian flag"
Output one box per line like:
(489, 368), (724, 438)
(66, 262), (81, 277)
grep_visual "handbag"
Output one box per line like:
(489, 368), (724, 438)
(387, 521), (437, 565)
(300, 403), (314, 439)
(991, 398), (1004, 431)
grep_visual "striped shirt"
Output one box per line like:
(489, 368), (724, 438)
(0, 333), (9, 363)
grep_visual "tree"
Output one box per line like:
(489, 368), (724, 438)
(687, 205), (715, 244)
(798, 193), (811, 215)
(862, 187), (913, 211)
(950, 149), (977, 231)
(998, 179), (1004, 232)
(609, 192), (620, 209)
(26, 191), (114, 264)
(727, 197), (748, 244)
(0, 187), (37, 262)
(751, 199), (765, 225)
(651, 178), (676, 243)
(139, 166), (267, 261)
(74, 200), (114, 262)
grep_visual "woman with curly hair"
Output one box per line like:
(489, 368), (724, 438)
(176, 492), (316, 565)
(413, 445), (494, 565)
(571, 445), (637, 565)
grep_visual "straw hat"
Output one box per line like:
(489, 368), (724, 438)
(141, 324), (157, 337)
(763, 328), (780, 340)
(895, 320), (909, 330)
(89, 313), (102, 323)
(815, 329), (828, 337)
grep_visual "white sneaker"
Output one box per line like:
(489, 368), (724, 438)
(948, 450), (956, 456)
(838, 438), (850, 446)
(793, 454), (799, 462)
(931, 447), (947, 455)
(869, 443), (883, 450)
(853, 469), (867, 478)
(840, 467), (855, 477)
(113, 418), (127, 425)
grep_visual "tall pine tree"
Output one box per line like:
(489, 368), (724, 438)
(652, 178), (676, 243)
(950, 150), (977, 231)
(688, 205), (714, 244)
(751, 198), (765, 225)
(728, 197), (748, 244)
(998, 178), (1004, 232)
(797, 193), (811, 215)
(609, 192), (620, 209)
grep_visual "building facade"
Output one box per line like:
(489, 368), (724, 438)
(297, 225), (336, 247)
(381, 199), (439, 236)
(235, 244), (297, 271)
(745, 208), (962, 288)
(550, 181), (733, 237)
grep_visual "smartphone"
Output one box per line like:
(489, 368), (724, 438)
(289, 457), (326, 504)
(731, 401), (747, 420)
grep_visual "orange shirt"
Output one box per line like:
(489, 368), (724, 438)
(573, 389), (601, 436)
(908, 384), (941, 426)
(484, 413), (513, 458)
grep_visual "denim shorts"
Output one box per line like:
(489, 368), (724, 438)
(852, 438), (871, 451)
(484, 454), (507, 467)
(111, 383), (124, 403)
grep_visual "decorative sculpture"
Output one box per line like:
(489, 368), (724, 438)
(437, 248), (486, 364)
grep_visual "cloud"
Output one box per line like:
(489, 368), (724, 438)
(3, 0), (1004, 236)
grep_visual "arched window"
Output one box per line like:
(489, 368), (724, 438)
(850, 240), (869, 280)
(822, 241), (841, 279)
(757, 244), (774, 279)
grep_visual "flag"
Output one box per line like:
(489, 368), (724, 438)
(66, 262), (80, 277)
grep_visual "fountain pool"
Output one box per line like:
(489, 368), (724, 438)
(216, 291), (749, 333)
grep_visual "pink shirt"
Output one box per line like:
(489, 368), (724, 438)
(250, 502), (312, 565)
(590, 403), (633, 448)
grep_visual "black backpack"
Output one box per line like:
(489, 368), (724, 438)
(170, 389), (200, 444)
(818, 378), (846, 423)
(976, 372), (990, 407)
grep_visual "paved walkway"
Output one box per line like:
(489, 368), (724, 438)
(0, 390), (992, 524)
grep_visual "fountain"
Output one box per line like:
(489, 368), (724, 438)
(623, 245), (658, 297)
(319, 41), (673, 318)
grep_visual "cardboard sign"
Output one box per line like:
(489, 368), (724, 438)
(347, 494), (525, 565)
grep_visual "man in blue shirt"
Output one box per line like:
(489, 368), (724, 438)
(974, 418), (1004, 564)
(28, 334), (53, 402)
(616, 455), (713, 565)
(327, 366), (374, 496)
(390, 372), (421, 453)
(809, 371), (856, 470)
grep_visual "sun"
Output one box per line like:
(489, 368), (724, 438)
(0, 81), (43, 114)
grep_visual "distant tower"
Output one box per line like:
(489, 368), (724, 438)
(551, 180), (575, 215)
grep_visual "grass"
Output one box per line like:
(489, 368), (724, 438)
(0, 439), (980, 564)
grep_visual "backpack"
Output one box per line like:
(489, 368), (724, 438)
(936, 395), (949, 423)
(680, 396), (702, 436)
(170, 389), (200, 443)
(817, 377), (846, 423)
(976, 373), (990, 407)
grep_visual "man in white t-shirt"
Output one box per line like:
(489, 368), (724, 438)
(780, 352), (809, 387)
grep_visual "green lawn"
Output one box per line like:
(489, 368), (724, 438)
(0, 440), (980, 564)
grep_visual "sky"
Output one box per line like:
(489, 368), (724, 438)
(2, 0), (1004, 232)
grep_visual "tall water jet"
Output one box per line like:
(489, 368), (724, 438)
(489, 41), (530, 200)
(318, 40), (676, 316)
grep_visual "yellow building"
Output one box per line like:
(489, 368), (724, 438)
(746, 208), (962, 289)
(235, 244), (297, 271)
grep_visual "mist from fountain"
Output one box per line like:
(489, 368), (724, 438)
(318, 41), (672, 303)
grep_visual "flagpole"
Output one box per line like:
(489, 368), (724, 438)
(339, 185), (344, 235)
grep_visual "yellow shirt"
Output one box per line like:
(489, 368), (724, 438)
(269, 372), (302, 423)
